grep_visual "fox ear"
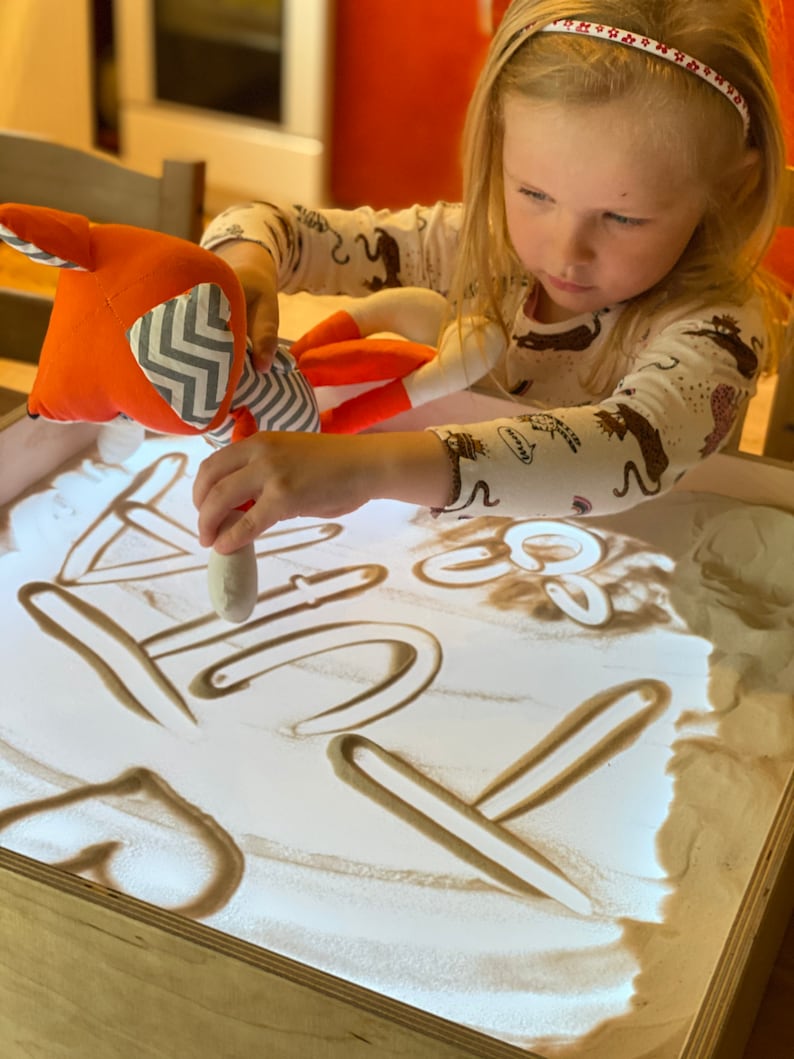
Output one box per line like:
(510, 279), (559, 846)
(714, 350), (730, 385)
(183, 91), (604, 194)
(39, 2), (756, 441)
(126, 282), (239, 431)
(0, 203), (93, 271)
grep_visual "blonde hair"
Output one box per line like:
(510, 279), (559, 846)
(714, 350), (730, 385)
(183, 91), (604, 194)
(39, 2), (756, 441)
(452, 0), (788, 391)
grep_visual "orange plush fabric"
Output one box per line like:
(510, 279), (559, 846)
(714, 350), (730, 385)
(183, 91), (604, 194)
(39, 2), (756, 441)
(0, 203), (248, 435)
(0, 203), (324, 443)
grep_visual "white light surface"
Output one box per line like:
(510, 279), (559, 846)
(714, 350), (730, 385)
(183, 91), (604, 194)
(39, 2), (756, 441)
(1, 434), (792, 1057)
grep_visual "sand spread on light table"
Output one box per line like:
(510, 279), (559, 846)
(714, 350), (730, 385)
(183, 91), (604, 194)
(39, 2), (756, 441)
(0, 433), (792, 1057)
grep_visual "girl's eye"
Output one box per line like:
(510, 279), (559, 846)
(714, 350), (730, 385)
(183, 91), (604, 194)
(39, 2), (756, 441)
(520, 188), (549, 202)
(606, 212), (646, 227)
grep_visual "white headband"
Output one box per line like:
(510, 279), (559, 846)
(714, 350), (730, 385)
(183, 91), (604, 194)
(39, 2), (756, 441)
(534, 18), (751, 136)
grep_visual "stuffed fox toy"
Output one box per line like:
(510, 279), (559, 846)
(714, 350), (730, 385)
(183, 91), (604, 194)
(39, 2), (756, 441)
(0, 203), (319, 443)
(0, 203), (506, 440)
(0, 202), (505, 619)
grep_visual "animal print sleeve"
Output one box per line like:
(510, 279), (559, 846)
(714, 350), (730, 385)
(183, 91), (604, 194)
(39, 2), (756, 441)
(427, 301), (766, 520)
(201, 200), (464, 297)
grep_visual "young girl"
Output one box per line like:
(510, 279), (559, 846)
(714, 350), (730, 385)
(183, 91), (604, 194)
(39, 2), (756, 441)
(194, 0), (787, 555)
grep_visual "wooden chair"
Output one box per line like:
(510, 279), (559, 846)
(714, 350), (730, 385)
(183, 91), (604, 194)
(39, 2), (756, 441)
(761, 165), (794, 461)
(0, 130), (206, 368)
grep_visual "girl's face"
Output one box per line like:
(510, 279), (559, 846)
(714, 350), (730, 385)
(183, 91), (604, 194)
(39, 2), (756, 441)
(502, 95), (710, 323)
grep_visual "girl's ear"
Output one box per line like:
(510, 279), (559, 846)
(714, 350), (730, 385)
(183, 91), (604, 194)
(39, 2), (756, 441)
(723, 147), (762, 202)
(736, 147), (762, 179)
(706, 147), (761, 219)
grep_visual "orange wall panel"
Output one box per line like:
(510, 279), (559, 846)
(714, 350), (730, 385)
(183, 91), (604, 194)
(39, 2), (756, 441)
(330, 1), (489, 208)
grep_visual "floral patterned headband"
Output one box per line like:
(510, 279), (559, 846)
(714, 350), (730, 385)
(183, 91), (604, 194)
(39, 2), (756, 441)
(526, 18), (751, 136)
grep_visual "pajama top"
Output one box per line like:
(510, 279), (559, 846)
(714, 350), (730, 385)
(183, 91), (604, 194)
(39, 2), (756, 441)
(201, 200), (764, 520)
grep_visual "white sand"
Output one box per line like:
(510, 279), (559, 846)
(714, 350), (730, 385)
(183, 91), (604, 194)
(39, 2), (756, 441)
(0, 433), (792, 1057)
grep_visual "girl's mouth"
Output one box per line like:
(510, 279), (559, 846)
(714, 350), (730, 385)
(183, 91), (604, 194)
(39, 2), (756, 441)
(546, 275), (593, 294)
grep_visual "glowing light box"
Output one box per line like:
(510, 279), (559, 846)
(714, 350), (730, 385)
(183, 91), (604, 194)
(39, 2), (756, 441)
(0, 414), (792, 1059)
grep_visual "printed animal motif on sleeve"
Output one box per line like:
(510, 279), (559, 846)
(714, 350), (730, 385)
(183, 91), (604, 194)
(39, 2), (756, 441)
(295, 206), (350, 265)
(424, 302), (763, 523)
(594, 404), (670, 498)
(700, 384), (741, 457)
(201, 199), (465, 299)
(637, 356), (680, 372)
(436, 432), (500, 514)
(514, 412), (582, 453)
(356, 228), (404, 290)
(682, 315), (760, 378)
(210, 201), (298, 265)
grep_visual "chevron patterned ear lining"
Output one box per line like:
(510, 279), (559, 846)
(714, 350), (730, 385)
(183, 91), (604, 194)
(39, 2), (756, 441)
(127, 283), (236, 430)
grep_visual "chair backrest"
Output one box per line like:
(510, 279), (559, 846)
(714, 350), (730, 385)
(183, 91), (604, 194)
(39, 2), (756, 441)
(0, 131), (206, 366)
(0, 131), (205, 239)
(762, 165), (794, 461)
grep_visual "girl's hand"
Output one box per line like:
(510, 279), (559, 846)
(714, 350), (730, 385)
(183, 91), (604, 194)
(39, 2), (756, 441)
(213, 240), (280, 372)
(193, 430), (454, 554)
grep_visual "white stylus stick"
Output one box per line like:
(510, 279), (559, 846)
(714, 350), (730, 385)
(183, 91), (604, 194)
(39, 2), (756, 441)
(208, 543), (258, 623)
(329, 733), (593, 916)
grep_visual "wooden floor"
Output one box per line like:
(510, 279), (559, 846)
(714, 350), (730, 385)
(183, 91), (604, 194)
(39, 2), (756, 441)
(0, 246), (792, 1057)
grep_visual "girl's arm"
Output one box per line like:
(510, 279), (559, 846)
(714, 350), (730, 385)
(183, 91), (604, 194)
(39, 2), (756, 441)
(194, 301), (765, 549)
(193, 429), (454, 554)
(425, 302), (766, 520)
(212, 239), (281, 371)
(201, 200), (464, 299)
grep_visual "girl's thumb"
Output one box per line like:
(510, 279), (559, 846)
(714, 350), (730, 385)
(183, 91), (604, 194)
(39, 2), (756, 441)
(248, 298), (280, 372)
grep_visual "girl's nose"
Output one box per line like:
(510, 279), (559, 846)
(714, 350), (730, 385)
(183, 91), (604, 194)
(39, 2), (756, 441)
(553, 216), (595, 271)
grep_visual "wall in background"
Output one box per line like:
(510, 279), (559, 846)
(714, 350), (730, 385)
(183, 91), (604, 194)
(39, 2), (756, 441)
(2, 0), (789, 239)
(0, 0), (94, 148)
(765, 0), (793, 290)
(329, 0), (490, 208)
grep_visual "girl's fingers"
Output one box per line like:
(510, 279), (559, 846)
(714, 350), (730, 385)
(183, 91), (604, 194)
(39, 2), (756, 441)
(196, 472), (260, 547)
(213, 503), (269, 555)
(194, 434), (289, 549)
(248, 295), (280, 372)
(194, 432), (377, 553)
(193, 449), (256, 545)
(213, 240), (280, 373)
(192, 444), (244, 508)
